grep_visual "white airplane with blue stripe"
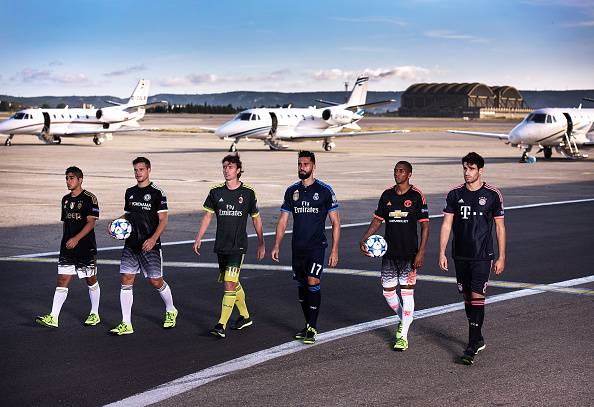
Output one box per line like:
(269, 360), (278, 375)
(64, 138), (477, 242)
(213, 75), (407, 152)
(0, 79), (165, 146)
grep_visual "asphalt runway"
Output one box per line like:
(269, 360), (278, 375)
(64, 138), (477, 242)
(1, 199), (593, 406)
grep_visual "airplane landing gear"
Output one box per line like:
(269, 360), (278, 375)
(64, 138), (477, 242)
(544, 146), (552, 159)
(323, 140), (336, 151)
(229, 143), (237, 152)
(53, 136), (62, 144)
(4, 134), (14, 146)
(93, 136), (104, 145)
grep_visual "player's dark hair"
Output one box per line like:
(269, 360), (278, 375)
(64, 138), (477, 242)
(298, 150), (316, 164)
(462, 152), (484, 169)
(132, 156), (151, 168)
(396, 160), (413, 173)
(222, 154), (243, 178)
(65, 166), (83, 178)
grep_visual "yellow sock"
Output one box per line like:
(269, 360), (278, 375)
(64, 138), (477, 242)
(218, 291), (236, 328)
(235, 284), (250, 318)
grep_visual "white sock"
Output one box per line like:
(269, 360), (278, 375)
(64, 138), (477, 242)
(400, 289), (415, 339)
(157, 282), (175, 312)
(382, 288), (402, 320)
(50, 287), (68, 318)
(120, 285), (133, 324)
(88, 282), (100, 314)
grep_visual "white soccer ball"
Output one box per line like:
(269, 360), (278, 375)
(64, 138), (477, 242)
(365, 234), (388, 257)
(109, 218), (132, 240)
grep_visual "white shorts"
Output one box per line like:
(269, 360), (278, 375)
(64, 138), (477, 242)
(381, 257), (417, 288)
(58, 255), (97, 279)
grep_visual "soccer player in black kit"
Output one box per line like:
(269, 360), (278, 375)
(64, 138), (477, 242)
(359, 161), (429, 351)
(272, 151), (340, 344)
(439, 152), (506, 365)
(194, 154), (265, 339)
(110, 157), (177, 335)
(36, 167), (101, 328)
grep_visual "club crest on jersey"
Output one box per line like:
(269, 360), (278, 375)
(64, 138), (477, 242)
(144, 194), (151, 201)
(238, 196), (243, 204)
(404, 199), (412, 208)
(479, 197), (487, 206)
(70, 202), (75, 209)
(293, 190), (299, 201)
(313, 193), (319, 201)
(77, 202), (82, 209)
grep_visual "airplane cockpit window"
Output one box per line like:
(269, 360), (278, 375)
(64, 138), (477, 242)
(546, 115), (552, 123)
(11, 112), (26, 119)
(238, 113), (252, 121)
(552, 116), (556, 122)
(525, 114), (533, 122)
(529, 113), (546, 123)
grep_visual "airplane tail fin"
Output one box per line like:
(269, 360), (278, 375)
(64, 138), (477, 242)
(126, 79), (150, 108)
(347, 76), (369, 108)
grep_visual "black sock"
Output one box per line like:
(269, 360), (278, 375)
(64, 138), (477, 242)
(469, 299), (485, 347)
(307, 284), (321, 329)
(298, 283), (309, 325)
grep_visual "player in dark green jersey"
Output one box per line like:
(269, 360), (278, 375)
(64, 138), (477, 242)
(193, 154), (265, 339)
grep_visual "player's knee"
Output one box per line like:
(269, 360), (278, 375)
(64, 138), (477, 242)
(224, 281), (238, 291)
(121, 273), (135, 285)
(148, 277), (163, 288)
(307, 276), (320, 286)
(85, 275), (97, 286)
(57, 275), (71, 287)
(471, 291), (485, 299)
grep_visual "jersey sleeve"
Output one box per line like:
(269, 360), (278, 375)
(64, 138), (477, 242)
(326, 186), (339, 212)
(248, 188), (260, 217)
(416, 191), (429, 223)
(373, 193), (387, 221)
(492, 190), (504, 218)
(443, 189), (456, 214)
(157, 189), (168, 213)
(86, 193), (100, 219)
(60, 198), (66, 222)
(124, 189), (131, 214)
(280, 187), (292, 213)
(203, 189), (215, 213)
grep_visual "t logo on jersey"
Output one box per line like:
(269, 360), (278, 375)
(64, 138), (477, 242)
(460, 206), (471, 219)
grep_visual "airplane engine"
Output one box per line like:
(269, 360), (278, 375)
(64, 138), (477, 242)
(322, 108), (354, 126)
(96, 109), (129, 123)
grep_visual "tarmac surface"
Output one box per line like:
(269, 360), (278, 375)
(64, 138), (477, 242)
(1, 114), (593, 406)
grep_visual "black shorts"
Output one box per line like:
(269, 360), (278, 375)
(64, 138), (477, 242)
(217, 253), (245, 283)
(292, 248), (325, 283)
(454, 259), (492, 295)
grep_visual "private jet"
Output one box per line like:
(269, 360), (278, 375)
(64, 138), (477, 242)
(213, 75), (407, 152)
(448, 106), (594, 162)
(0, 79), (165, 146)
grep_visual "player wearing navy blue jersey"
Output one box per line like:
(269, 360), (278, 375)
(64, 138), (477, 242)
(35, 167), (102, 329)
(194, 154), (265, 339)
(439, 152), (506, 365)
(359, 161), (429, 351)
(272, 151), (340, 344)
(110, 157), (177, 336)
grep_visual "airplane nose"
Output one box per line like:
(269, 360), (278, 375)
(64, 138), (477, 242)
(214, 123), (228, 139)
(0, 120), (11, 134)
(509, 124), (525, 145)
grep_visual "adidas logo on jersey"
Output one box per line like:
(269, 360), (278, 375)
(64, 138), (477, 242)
(219, 198), (224, 202)
(458, 199), (464, 203)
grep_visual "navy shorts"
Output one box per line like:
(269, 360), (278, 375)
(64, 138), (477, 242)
(454, 260), (492, 295)
(292, 248), (325, 282)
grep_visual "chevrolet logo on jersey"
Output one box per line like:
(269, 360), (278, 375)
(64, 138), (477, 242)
(389, 210), (408, 218)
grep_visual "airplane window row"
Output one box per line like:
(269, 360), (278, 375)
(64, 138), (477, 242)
(52, 114), (90, 119)
(11, 113), (32, 120)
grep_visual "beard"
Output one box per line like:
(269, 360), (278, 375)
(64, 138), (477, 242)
(298, 170), (312, 180)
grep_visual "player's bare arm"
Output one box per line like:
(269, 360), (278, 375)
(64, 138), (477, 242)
(413, 220), (430, 269)
(328, 210), (340, 267)
(439, 213), (454, 271)
(252, 214), (266, 261)
(493, 217), (506, 275)
(66, 216), (96, 249)
(193, 211), (213, 255)
(143, 211), (168, 252)
(271, 211), (289, 262)
(359, 216), (383, 257)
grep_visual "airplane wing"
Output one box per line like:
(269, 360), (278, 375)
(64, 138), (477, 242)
(283, 129), (409, 140)
(346, 99), (396, 111)
(448, 130), (509, 141)
(314, 99), (341, 106)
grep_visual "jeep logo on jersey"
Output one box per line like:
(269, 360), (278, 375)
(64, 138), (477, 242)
(313, 193), (319, 200)
(479, 197), (487, 206)
(460, 205), (472, 219)
(404, 199), (412, 208)
(293, 190), (299, 201)
(144, 194), (151, 201)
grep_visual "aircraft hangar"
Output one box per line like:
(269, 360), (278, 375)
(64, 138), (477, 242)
(398, 82), (529, 118)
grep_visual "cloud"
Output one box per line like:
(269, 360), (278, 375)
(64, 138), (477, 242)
(312, 66), (431, 82)
(332, 16), (407, 26)
(49, 60), (63, 67)
(159, 69), (293, 87)
(12, 68), (90, 84)
(425, 30), (488, 43)
(104, 64), (146, 77)
(563, 20), (594, 27)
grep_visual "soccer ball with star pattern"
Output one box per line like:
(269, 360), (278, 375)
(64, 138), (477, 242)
(365, 235), (388, 257)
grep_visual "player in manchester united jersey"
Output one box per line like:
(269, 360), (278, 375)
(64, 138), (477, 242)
(193, 154), (265, 339)
(110, 157), (177, 335)
(272, 151), (340, 345)
(36, 166), (101, 328)
(439, 152), (506, 365)
(359, 161), (429, 351)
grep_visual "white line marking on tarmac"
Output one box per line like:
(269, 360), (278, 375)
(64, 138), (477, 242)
(105, 274), (594, 407)
(2, 258), (593, 295)
(10, 198), (594, 259)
